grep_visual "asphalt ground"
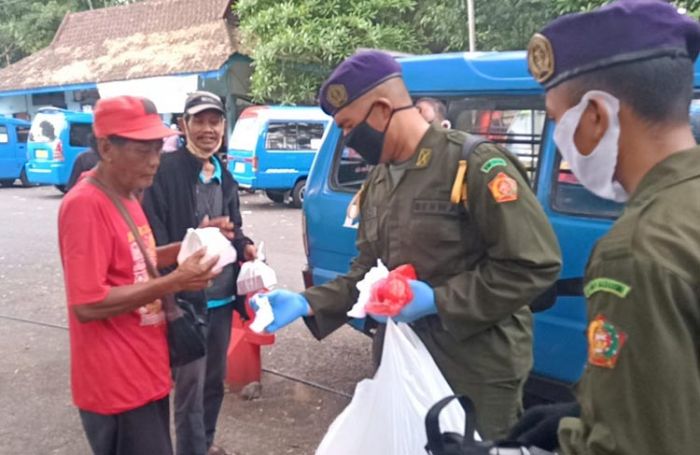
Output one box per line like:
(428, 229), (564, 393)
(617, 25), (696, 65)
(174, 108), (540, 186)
(0, 184), (373, 454)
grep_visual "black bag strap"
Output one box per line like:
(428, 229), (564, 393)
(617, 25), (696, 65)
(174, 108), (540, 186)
(425, 395), (479, 454)
(87, 176), (160, 279)
(460, 134), (489, 162)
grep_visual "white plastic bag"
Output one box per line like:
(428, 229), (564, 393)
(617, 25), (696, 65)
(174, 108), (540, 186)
(316, 319), (469, 455)
(177, 227), (237, 271)
(236, 260), (277, 295)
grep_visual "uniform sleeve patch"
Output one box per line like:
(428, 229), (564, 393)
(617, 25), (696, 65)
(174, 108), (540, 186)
(487, 172), (518, 203)
(584, 278), (631, 298)
(480, 157), (508, 173)
(588, 314), (627, 368)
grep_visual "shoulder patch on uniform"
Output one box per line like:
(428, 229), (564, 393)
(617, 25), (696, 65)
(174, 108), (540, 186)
(584, 278), (631, 299)
(480, 157), (508, 174)
(416, 148), (432, 168)
(588, 314), (627, 368)
(487, 172), (518, 203)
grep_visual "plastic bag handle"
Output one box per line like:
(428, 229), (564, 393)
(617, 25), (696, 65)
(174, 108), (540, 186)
(425, 394), (477, 453)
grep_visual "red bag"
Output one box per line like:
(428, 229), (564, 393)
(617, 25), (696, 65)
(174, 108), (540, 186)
(365, 264), (417, 317)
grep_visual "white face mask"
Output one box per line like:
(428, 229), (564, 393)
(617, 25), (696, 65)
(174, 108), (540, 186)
(553, 90), (628, 203)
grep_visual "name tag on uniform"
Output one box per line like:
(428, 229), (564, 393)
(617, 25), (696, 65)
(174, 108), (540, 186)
(412, 199), (462, 217)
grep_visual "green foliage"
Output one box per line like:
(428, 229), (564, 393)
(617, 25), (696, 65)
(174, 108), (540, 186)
(239, 0), (700, 103)
(236, 0), (471, 104)
(475, 0), (558, 51)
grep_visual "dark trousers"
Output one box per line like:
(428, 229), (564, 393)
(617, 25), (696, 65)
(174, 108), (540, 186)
(173, 303), (233, 455)
(79, 396), (172, 455)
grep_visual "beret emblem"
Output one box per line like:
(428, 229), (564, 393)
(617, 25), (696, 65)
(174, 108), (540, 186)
(327, 84), (348, 109)
(528, 33), (555, 83)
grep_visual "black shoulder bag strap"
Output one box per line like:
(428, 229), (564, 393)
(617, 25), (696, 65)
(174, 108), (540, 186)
(460, 134), (489, 161)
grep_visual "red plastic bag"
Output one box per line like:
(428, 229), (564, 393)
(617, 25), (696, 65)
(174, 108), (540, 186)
(365, 264), (417, 317)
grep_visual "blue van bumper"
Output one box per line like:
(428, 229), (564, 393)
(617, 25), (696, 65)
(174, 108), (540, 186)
(25, 161), (67, 185)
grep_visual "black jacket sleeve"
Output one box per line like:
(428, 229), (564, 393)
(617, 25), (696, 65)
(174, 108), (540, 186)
(142, 171), (171, 246)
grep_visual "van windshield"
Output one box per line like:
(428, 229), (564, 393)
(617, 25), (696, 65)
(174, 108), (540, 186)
(230, 117), (259, 151)
(29, 113), (66, 143)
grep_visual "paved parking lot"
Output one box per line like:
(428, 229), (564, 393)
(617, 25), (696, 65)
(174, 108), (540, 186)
(0, 185), (373, 454)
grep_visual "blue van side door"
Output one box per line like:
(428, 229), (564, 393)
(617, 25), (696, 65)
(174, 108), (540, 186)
(0, 121), (29, 181)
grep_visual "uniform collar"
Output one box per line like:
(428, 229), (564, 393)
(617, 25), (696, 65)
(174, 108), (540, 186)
(198, 155), (222, 184)
(375, 124), (439, 184)
(628, 147), (700, 207)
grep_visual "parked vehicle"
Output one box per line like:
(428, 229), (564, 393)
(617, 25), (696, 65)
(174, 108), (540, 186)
(0, 116), (31, 187)
(227, 106), (331, 208)
(25, 107), (93, 192)
(302, 51), (700, 405)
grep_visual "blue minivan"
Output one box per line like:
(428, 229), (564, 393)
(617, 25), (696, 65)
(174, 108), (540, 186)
(228, 106), (330, 208)
(25, 107), (93, 192)
(0, 116), (31, 187)
(303, 51), (700, 404)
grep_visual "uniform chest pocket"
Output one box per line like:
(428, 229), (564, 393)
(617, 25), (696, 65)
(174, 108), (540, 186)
(410, 199), (463, 242)
(362, 206), (379, 242)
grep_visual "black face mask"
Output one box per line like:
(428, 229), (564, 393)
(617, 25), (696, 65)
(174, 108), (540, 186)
(345, 103), (414, 165)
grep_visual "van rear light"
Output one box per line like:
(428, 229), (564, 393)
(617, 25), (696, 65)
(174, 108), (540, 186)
(53, 141), (64, 161)
(244, 156), (258, 172)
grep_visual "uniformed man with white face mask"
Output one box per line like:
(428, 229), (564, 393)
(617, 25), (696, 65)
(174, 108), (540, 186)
(507, 1), (700, 454)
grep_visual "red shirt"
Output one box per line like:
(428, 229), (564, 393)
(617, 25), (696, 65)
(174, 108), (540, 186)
(58, 175), (170, 414)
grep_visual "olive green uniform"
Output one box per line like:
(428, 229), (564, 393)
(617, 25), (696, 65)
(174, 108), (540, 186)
(303, 126), (561, 439)
(558, 149), (700, 455)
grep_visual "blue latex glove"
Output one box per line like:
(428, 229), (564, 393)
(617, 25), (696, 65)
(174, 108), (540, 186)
(251, 290), (311, 333)
(393, 280), (437, 323)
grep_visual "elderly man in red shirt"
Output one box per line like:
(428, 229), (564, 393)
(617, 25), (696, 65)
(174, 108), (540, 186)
(58, 96), (219, 455)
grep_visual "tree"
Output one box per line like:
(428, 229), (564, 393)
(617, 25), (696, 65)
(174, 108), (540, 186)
(235, 0), (472, 104)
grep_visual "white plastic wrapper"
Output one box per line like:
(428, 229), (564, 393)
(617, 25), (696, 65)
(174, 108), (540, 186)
(249, 294), (275, 333)
(346, 259), (389, 319)
(237, 260), (277, 295)
(177, 227), (237, 271)
(316, 320), (474, 455)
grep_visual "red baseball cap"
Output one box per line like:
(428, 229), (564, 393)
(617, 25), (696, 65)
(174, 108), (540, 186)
(93, 96), (177, 140)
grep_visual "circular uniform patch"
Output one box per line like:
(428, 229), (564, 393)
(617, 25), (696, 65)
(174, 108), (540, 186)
(588, 314), (627, 369)
(527, 33), (555, 84)
(326, 84), (348, 109)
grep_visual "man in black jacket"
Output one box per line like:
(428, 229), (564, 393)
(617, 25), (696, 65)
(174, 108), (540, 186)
(143, 91), (255, 455)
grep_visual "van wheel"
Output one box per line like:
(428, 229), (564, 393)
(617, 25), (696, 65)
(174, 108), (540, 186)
(265, 190), (285, 203)
(55, 185), (68, 194)
(0, 179), (14, 187)
(19, 169), (32, 187)
(291, 179), (306, 209)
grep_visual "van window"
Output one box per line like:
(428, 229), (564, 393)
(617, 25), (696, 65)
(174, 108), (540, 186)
(551, 158), (624, 219)
(447, 96), (546, 182)
(230, 117), (259, 151)
(16, 126), (29, 143)
(0, 125), (8, 143)
(29, 113), (66, 143)
(266, 122), (326, 151)
(332, 140), (373, 191)
(70, 123), (92, 147)
(329, 95), (546, 193)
